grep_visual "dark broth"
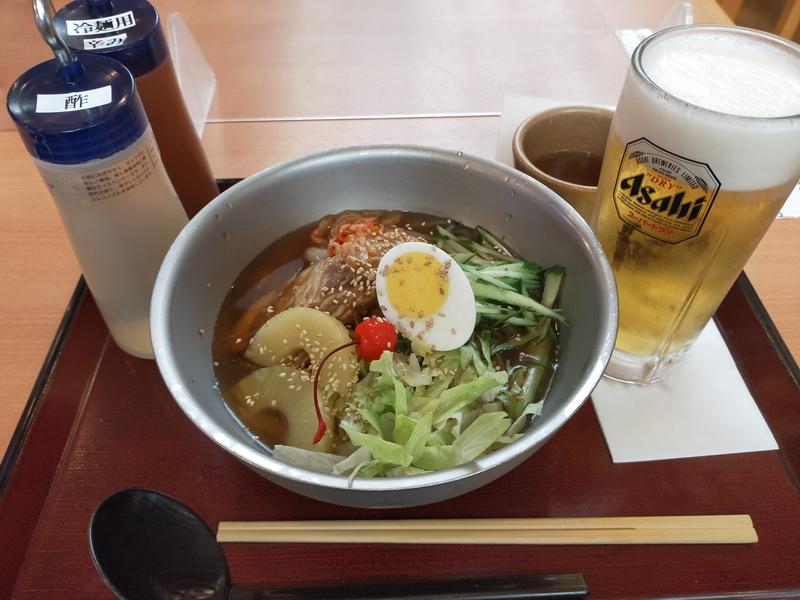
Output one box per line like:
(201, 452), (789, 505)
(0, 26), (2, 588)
(534, 150), (603, 187)
(212, 211), (559, 448)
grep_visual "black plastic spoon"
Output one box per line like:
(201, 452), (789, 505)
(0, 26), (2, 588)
(89, 489), (588, 600)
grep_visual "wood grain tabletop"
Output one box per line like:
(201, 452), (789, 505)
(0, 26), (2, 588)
(0, 0), (797, 457)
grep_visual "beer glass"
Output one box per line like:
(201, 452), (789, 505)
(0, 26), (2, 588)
(594, 25), (800, 384)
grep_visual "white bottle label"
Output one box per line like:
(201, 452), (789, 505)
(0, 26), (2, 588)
(65, 11), (136, 36)
(83, 33), (128, 50)
(36, 86), (112, 113)
(80, 141), (161, 203)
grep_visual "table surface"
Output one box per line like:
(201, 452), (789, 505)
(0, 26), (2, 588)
(0, 0), (798, 459)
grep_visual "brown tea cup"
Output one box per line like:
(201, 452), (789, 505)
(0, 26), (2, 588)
(512, 106), (613, 227)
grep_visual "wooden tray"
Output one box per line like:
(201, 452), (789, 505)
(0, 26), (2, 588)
(2, 194), (800, 598)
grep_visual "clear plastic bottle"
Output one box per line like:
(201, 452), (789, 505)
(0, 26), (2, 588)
(7, 52), (188, 358)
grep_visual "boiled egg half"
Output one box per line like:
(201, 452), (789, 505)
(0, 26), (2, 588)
(375, 241), (476, 351)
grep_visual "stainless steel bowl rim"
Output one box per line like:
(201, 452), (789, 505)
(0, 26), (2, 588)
(151, 144), (618, 493)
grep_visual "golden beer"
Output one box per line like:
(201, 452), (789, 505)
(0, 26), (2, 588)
(596, 26), (800, 383)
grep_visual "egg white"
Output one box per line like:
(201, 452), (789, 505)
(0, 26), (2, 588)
(375, 241), (476, 351)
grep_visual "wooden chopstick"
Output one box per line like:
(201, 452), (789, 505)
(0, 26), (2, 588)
(219, 514), (752, 531)
(217, 515), (757, 545)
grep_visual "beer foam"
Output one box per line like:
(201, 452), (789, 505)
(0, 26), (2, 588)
(642, 33), (800, 118)
(615, 28), (800, 190)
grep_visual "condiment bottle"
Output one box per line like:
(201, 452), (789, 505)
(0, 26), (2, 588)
(7, 1), (188, 358)
(54, 0), (219, 218)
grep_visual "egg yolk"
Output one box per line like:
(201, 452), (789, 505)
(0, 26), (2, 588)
(385, 252), (449, 319)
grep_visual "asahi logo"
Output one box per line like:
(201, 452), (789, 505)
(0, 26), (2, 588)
(612, 138), (720, 244)
(620, 173), (706, 222)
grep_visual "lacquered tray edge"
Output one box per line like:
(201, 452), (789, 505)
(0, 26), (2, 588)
(737, 273), (800, 388)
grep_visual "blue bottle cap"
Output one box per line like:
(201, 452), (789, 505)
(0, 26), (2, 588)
(54, 0), (168, 78)
(6, 53), (147, 165)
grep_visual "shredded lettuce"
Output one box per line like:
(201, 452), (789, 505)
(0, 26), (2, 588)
(393, 378), (408, 416)
(452, 412), (512, 463)
(430, 371), (508, 425)
(396, 353), (432, 386)
(332, 446), (371, 475)
(393, 413), (416, 445)
(403, 412), (433, 461)
(414, 413), (511, 470)
(328, 357), (512, 475)
(358, 407), (384, 437)
(340, 421), (413, 467)
(272, 445), (342, 473)
(369, 350), (397, 377)
(414, 445), (457, 471)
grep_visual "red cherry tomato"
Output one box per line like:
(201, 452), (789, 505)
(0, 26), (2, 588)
(354, 318), (398, 361)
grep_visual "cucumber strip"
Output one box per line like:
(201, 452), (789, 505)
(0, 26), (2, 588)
(490, 329), (540, 355)
(472, 282), (565, 322)
(541, 266), (565, 309)
(463, 266), (517, 291)
(462, 239), (508, 261)
(476, 225), (514, 257)
(435, 226), (472, 255)
(475, 305), (538, 328)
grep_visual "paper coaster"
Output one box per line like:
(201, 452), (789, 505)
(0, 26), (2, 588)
(591, 322), (777, 463)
